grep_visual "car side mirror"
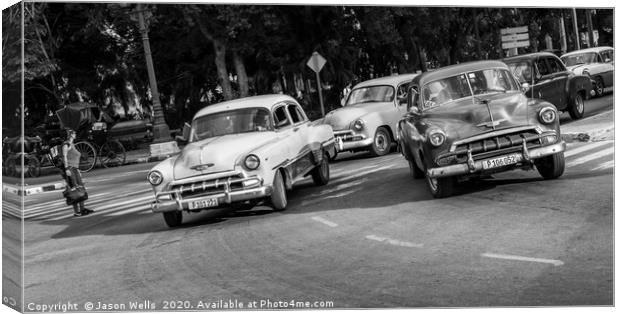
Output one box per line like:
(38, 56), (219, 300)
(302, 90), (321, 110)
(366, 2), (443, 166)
(407, 106), (420, 117)
(521, 82), (531, 93)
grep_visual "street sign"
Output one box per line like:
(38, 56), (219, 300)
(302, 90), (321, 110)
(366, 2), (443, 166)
(502, 41), (531, 49)
(306, 52), (327, 117)
(501, 33), (529, 42)
(306, 52), (326, 74)
(500, 26), (528, 35)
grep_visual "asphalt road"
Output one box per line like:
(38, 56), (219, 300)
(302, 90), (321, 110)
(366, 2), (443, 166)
(2, 94), (614, 310)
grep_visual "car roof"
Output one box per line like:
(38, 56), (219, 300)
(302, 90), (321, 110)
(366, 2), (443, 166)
(194, 94), (297, 118)
(354, 73), (419, 89)
(561, 46), (614, 58)
(410, 60), (509, 87)
(503, 51), (561, 64)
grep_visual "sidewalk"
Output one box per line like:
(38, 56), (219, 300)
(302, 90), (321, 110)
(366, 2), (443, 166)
(559, 109), (614, 143)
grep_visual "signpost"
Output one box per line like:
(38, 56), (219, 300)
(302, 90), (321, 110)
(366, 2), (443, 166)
(501, 26), (529, 56)
(306, 52), (327, 117)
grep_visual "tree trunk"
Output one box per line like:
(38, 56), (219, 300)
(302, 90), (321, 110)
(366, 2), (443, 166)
(213, 40), (232, 100)
(233, 50), (249, 97)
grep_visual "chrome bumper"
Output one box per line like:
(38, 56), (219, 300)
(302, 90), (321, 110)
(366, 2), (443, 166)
(427, 141), (566, 179)
(151, 176), (272, 213)
(334, 130), (373, 151)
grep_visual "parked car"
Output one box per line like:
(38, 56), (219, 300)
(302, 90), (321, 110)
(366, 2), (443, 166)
(148, 94), (336, 227)
(503, 52), (591, 120)
(560, 46), (614, 97)
(398, 60), (566, 198)
(323, 73), (419, 158)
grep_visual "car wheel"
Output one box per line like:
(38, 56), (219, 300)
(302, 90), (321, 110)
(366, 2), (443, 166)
(311, 151), (330, 186)
(369, 127), (391, 157)
(425, 166), (455, 198)
(408, 160), (424, 179)
(270, 170), (287, 211)
(162, 211), (183, 228)
(535, 152), (565, 179)
(568, 93), (585, 120)
(594, 76), (604, 97)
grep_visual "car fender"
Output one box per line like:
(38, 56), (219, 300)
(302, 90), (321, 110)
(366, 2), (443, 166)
(566, 74), (592, 101)
(149, 156), (179, 194)
(360, 111), (396, 141)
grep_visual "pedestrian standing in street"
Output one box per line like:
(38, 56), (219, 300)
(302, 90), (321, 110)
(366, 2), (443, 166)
(60, 128), (93, 217)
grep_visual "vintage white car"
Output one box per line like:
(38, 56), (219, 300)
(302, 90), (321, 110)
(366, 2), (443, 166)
(323, 73), (418, 158)
(561, 46), (614, 97)
(147, 94), (336, 227)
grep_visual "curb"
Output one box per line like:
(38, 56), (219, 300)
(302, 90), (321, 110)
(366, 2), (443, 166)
(2, 182), (66, 196)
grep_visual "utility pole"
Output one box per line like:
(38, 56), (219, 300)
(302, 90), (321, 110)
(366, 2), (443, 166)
(559, 13), (567, 54)
(586, 9), (595, 47)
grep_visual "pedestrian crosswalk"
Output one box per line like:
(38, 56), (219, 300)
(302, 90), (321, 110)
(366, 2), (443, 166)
(3, 188), (154, 221)
(2, 140), (613, 222)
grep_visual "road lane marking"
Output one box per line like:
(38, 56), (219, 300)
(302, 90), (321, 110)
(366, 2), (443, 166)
(365, 235), (424, 248)
(591, 160), (614, 171)
(311, 216), (338, 227)
(566, 147), (614, 168)
(481, 252), (563, 266)
(564, 141), (609, 158)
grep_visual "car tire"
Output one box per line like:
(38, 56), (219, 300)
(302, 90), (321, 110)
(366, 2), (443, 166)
(408, 160), (424, 179)
(425, 166), (455, 198)
(270, 170), (287, 211)
(162, 211), (183, 228)
(568, 93), (585, 120)
(328, 150), (338, 162)
(535, 152), (565, 180)
(311, 151), (330, 186)
(593, 76), (604, 97)
(369, 127), (391, 157)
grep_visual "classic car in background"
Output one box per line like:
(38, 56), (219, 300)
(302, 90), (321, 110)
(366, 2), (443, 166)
(561, 46), (614, 97)
(503, 52), (592, 120)
(323, 73), (419, 158)
(398, 61), (566, 198)
(148, 94), (336, 227)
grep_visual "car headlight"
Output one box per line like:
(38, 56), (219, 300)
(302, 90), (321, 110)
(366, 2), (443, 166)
(538, 107), (557, 124)
(147, 170), (163, 186)
(427, 129), (446, 147)
(353, 119), (365, 131)
(244, 154), (260, 170)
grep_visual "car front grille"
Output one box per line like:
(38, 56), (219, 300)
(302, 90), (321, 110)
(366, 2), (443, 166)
(170, 174), (245, 198)
(436, 128), (556, 166)
(334, 130), (364, 142)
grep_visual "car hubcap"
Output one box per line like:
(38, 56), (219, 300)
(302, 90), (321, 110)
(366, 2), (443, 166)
(576, 96), (584, 113)
(375, 133), (387, 152)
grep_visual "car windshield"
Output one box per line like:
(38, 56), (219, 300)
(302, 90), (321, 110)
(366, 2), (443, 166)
(346, 85), (395, 106)
(561, 52), (597, 66)
(421, 68), (519, 109)
(506, 61), (533, 83)
(191, 108), (273, 141)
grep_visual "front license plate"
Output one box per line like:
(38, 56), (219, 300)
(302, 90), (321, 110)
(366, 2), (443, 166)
(482, 154), (522, 170)
(189, 198), (218, 210)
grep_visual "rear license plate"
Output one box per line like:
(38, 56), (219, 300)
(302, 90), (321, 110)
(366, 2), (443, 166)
(482, 154), (522, 170)
(189, 198), (218, 209)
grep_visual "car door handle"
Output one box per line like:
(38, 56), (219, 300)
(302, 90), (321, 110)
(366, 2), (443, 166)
(293, 127), (299, 132)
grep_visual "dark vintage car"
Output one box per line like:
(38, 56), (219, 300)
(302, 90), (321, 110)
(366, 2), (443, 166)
(397, 60), (566, 198)
(503, 52), (592, 120)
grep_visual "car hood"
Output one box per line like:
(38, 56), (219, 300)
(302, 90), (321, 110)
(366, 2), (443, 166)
(173, 132), (278, 180)
(324, 102), (391, 130)
(423, 93), (530, 140)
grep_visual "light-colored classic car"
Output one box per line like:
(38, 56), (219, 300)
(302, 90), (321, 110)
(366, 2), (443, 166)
(398, 61), (566, 198)
(323, 73), (418, 158)
(148, 94), (335, 227)
(561, 46), (614, 97)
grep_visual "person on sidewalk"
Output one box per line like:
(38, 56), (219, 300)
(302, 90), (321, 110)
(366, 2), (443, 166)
(59, 128), (93, 217)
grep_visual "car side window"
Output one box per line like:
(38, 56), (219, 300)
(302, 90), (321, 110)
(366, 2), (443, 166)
(294, 105), (307, 122)
(536, 58), (550, 76)
(602, 50), (613, 62)
(287, 104), (303, 124)
(273, 105), (290, 129)
(549, 57), (565, 73)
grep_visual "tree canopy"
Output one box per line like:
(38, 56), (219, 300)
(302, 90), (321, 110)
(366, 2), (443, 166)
(2, 4), (613, 133)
